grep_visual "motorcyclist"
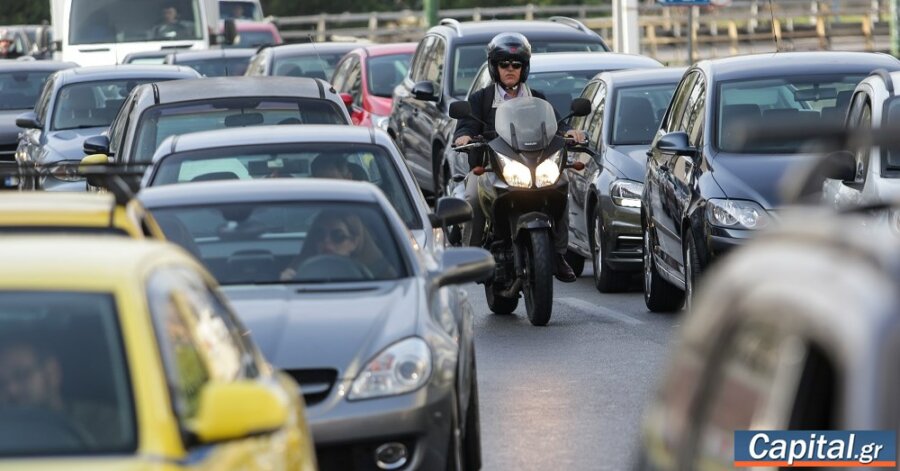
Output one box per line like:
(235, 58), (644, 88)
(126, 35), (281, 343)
(453, 32), (585, 282)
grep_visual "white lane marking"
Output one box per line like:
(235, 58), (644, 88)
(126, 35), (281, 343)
(558, 297), (644, 325)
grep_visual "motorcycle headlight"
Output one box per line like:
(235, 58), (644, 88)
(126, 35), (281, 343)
(371, 114), (390, 132)
(706, 199), (771, 230)
(535, 151), (562, 188)
(610, 180), (643, 208)
(497, 154), (532, 188)
(348, 337), (432, 400)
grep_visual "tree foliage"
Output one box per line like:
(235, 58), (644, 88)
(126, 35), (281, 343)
(0, 0), (51, 25)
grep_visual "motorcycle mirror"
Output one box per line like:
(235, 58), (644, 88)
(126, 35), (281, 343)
(449, 101), (472, 120)
(570, 98), (592, 117)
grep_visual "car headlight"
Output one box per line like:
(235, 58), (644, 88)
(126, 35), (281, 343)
(610, 180), (643, 208)
(371, 114), (390, 132)
(497, 154), (532, 188)
(47, 162), (84, 182)
(535, 151), (561, 188)
(348, 337), (432, 400)
(706, 199), (771, 230)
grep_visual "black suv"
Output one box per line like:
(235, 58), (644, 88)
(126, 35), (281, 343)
(388, 18), (609, 197)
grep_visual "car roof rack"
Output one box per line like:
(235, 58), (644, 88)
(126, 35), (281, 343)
(439, 18), (463, 37)
(872, 68), (895, 94)
(548, 16), (591, 35)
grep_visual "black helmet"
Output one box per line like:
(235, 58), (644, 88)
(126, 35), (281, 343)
(487, 32), (531, 85)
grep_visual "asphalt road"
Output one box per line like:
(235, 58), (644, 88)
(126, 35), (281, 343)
(469, 266), (681, 471)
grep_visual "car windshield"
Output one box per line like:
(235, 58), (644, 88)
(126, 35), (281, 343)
(69, 0), (203, 45)
(229, 30), (276, 49)
(220, 1), (261, 20)
(176, 57), (250, 77)
(272, 53), (346, 81)
(452, 41), (606, 98)
(0, 71), (55, 111)
(53, 78), (170, 131)
(151, 202), (408, 285)
(0, 291), (135, 456)
(132, 98), (346, 162)
(367, 53), (413, 98)
(149, 143), (422, 229)
(716, 74), (864, 154)
(528, 70), (605, 116)
(611, 83), (679, 146)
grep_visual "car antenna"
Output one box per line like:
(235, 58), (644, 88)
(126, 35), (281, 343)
(307, 34), (329, 82)
(768, 0), (781, 52)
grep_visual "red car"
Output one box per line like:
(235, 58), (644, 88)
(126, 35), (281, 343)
(330, 42), (416, 128)
(225, 20), (282, 49)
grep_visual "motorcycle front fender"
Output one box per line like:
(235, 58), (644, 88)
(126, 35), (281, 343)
(514, 211), (552, 240)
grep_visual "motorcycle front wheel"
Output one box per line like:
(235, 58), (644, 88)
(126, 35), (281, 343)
(523, 229), (554, 326)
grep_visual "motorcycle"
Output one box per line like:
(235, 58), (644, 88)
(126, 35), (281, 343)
(449, 96), (595, 326)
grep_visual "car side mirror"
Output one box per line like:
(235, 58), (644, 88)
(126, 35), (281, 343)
(436, 248), (494, 288)
(429, 197), (472, 228)
(570, 97), (591, 117)
(822, 150), (856, 182)
(81, 153), (111, 188)
(15, 111), (41, 130)
(412, 81), (439, 102)
(83, 135), (110, 155)
(189, 381), (289, 444)
(223, 19), (238, 46)
(449, 101), (472, 120)
(655, 131), (697, 157)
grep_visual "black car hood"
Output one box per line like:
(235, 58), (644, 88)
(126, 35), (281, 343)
(42, 127), (107, 163)
(709, 153), (808, 209)
(0, 110), (25, 146)
(222, 279), (420, 379)
(605, 144), (650, 181)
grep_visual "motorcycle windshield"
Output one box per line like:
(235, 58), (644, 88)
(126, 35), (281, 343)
(495, 97), (558, 152)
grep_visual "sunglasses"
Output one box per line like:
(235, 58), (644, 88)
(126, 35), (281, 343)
(497, 60), (523, 70)
(326, 228), (352, 244)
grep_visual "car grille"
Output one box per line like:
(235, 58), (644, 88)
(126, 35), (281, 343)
(0, 143), (17, 162)
(284, 368), (337, 406)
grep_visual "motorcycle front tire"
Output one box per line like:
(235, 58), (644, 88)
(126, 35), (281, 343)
(524, 229), (554, 326)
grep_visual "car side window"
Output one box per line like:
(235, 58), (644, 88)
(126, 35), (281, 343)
(349, 59), (363, 107)
(147, 269), (211, 422)
(588, 83), (607, 146)
(423, 37), (445, 86)
(570, 81), (598, 134)
(331, 55), (353, 91)
(853, 100), (872, 182)
(34, 74), (55, 125)
(409, 37), (434, 83)
(664, 72), (698, 133)
(684, 76), (707, 147)
(690, 320), (807, 468)
(109, 93), (137, 156)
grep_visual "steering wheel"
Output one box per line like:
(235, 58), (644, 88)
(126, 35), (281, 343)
(0, 406), (90, 453)
(293, 254), (374, 282)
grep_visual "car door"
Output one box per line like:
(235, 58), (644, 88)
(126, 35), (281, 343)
(671, 73), (706, 273)
(148, 266), (304, 470)
(408, 36), (446, 189)
(396, 37), (433, 156)
(567, 80), (603, 246)
(649, 71), (698, 274)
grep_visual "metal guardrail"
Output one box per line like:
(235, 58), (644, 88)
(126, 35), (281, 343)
(271, 0), (892, 64)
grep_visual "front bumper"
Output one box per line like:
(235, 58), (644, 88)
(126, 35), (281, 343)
(601, 196), (643, 272)
(307, 379), (455, 471)
(706, 224), (754, 259)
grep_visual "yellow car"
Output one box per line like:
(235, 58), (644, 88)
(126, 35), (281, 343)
(0, 193), (165, 239)
(0, 236), (317, 470)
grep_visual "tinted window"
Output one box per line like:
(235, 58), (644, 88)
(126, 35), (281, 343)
(220, 1), (261, 20)
(53, 79), (173, 131)
(132, 98), (347, 162)
(528, 69), (605, 116)
(451, 41), (605, 98)
(367, 53), (413, 98)
(272, 53), (346, 80)
(716, 74), (864, 153)
(69, 0), (203, 45)
(0, 292), (135, 456)
(611, 84), (678, 145)
(176, 57), (250, 77)
(0, 71), (55, 111)
(230, 30), (275, 49)
(149, 143), (422, 229)
(151, 202), (408, 285)
(569, 80), (598, 133)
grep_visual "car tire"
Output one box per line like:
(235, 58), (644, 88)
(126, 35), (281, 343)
(643, 223), (685, 312)
(485, 284), (517, 314)
(591, 204), (628, 293)
(683, 229), (702, 312)
(564, 250), (585, 277)
(463, 351), (482, 471)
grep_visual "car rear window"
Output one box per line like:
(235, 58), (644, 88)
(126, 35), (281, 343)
(0, 291), (136, 457)
(132, 97), (347, 162)
(151, 202), (409, 285)
(175, 57), (251, 77)
(148, 142), (423, 229)
(272, 53), (346, 81)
